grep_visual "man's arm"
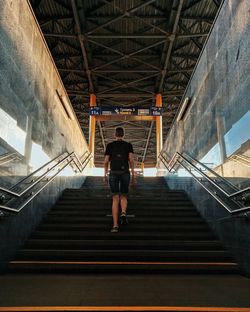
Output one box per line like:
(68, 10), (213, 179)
(104, 155), (110, 183)
(128, 152), (135, 184)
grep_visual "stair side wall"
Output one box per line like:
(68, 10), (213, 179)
(160, 0), (250, 276)
(165, 176), (250, 277)
(0, 1), (89, 272)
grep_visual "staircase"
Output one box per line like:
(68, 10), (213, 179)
(8, 176), (239, 274)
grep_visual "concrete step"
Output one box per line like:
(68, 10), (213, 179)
(47, 210), (200, 217)
(8, 260), (240, 274)
(31, 231), (216, 240)
(15, 249), (234, 262)
(24, 239), (224, 250)
(36, 223), (212, 231)
(43, 216), (206, 224)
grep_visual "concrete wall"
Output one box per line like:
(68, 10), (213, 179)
(0, 0), (90, 178)
(160, 0), (250, 275)
(0, 175), (85, 272)
(160, 0), (250, 186)
(0, 1), (90, 271)
(166, 177), (250, 277)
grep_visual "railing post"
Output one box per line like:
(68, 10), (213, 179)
(216, 115), (227, 172)
(24, 116), (33, 174)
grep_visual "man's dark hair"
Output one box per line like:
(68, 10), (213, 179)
(115, 127), (124, 138)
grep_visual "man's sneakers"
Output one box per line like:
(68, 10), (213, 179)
(110, 226), (119, 233)
(110, 212), (128, 232)
(120, 212), (128, 225)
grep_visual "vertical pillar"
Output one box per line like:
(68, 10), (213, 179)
(89, 94), (96, 157)
(155, 93), (163, 158)
(141, 162), (144, 176)
(24, 116), (33, 174)
(216, 115), (227, 164)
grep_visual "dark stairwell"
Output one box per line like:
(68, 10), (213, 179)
(8, 177), (240, 274)
(1, 177), (250, 309)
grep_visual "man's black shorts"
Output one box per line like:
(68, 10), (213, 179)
(109, 171), (130, 195)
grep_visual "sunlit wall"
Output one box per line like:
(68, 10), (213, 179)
(0, 0), (90, 184)
(160, 0), (250, 188)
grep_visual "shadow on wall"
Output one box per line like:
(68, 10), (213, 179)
(0, 2), (88, 273)
(165, 176), (250, 277)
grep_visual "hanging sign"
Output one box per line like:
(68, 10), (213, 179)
(89, 107), (162, 116)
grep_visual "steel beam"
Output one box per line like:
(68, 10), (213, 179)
(86, 1), (114, 15)
(98, 73), (158, 95)
(71, 0), (94, 92)
(181, 15), (214, 24)
(86, 0), (156, 35)
(95, 116), (157, 122)
(179, 21), (203, 50)
(86, 15), (169, 20)
(66, 91), (185, 97)
(158, 0), (184, 92)
(94, 72), (154, 95)
(91, 39), (164, 71)
(103, 0), (169, 36)
(94, 70), (160, 73)
(44, 32), (207, 39)
(44, 33), (77, 39)
(182, 0), (203, 12)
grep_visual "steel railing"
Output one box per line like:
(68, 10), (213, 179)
(229, 154), (250, 168)
(0, 151), (92, 213)
(159, 151), (250, 215)
(0, 152), (21, 166)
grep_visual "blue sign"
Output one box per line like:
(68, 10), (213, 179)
(89, 107), (101, 116)
(89, 106), (162, 116)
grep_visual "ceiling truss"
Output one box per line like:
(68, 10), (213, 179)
(30, 0), (222, 167)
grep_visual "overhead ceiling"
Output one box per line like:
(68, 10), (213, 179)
(30, 0), (222, 167)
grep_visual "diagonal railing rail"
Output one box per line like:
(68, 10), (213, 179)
(159, 151), (250, 215)
(0, 152), (21, 166)
(0, 151), (92, 213)
(229, 154), (250, 168)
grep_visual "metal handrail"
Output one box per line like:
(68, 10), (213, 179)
(230, 154), (250, 168)
(182, 152), (239, 192)
(9, 153), (68, 193)
(159, 151), (250, 215)
(0, 152), (73, 197)
(181, 152), (250, 199)
(0, 152), (21, 166)
(0, 151), (92, 213)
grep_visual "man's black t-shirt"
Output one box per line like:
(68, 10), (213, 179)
(105, 140), (133, 172)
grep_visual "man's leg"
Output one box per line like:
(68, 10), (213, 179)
(109, 173), (120, 230)
(120, 172), (130, 224)
(120, 195), (128, 214)
(112, 194), (120, 227)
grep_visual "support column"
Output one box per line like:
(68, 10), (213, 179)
(89, 94), (96, 158)
(141, 162), (145, 176)
(216, 115), (227, 175)
(155, 93), (163, 159)
(24, 116), (33, 174)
